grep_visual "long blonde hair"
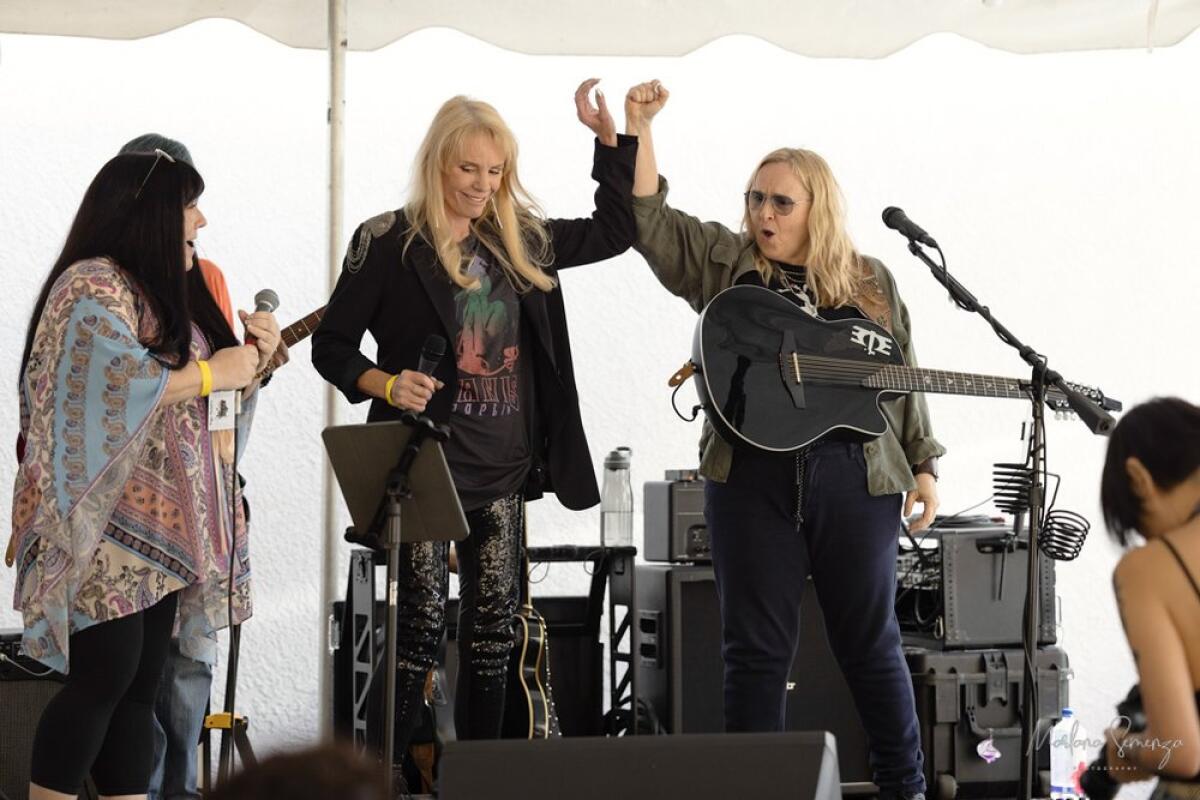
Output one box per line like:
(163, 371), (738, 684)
(743, 148), (863, 307)
(405, 96), (555, 292)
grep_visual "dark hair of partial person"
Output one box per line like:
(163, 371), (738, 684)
(1100, 396), (1200, 546)
(204, 743), (386, 800)
(20, 152), (233, 379)
(117, 133), (239, 357)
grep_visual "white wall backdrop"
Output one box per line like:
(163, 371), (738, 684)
(2, 21), (1199, 784)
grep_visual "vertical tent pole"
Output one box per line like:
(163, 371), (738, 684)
(319, 0), (348, 740)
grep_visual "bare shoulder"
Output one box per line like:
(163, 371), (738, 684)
(1115, 538), (1186, 598)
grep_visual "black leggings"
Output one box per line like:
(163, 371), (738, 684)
(30, 591), (179, 795)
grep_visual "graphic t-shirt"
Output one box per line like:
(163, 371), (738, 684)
(442, 242), (531, 511)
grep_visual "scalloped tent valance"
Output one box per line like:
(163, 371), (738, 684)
(2, 0), (1197, 56)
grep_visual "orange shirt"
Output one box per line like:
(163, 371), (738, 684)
(198, 258), (234, 327)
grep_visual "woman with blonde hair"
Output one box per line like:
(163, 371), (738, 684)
(625, 81), (942, 800)
(312, 80), (636, 766)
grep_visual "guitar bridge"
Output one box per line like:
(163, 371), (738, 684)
(780, 330), (806, 409)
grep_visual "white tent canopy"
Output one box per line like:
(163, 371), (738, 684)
(3, 0), (1199, 55)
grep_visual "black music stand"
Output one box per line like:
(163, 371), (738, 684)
(323, 417), (468, 796)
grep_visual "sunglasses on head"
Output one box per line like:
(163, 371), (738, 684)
(134, 148), (177, 200)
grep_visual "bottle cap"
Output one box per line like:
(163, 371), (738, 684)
(605, 446), (632, 469)
(1061, 707), (1074, 717)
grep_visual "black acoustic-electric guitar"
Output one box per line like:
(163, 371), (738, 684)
(689, 284), (1120, 452)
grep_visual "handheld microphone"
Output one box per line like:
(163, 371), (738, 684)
(253, 289), (280, 313)
(882, 207), (938, 248)
(245, 289), (280, 345)
(417, 334), (447, 376)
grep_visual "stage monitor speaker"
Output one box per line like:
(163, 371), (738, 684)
(439, 731), (841, 800)
(1, 632), (95, 800)
(634, 565), (872, 783)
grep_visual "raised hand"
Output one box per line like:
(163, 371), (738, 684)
(574, 78), (617, 147)
(625, 80), (669, 132)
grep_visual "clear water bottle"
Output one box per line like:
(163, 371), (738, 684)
(600, 447), (633, 548)
(1050, 707), (1087, 800)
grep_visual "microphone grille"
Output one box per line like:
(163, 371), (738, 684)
(254, 289), (280, 312)
(423, 334), (447, 358)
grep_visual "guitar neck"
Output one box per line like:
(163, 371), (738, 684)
(280, 306), (326, 347)
(790, 354), (1070, 405)
(863, 364), (1042, 401)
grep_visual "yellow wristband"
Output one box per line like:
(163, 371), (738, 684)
(384, 374), (401, 408)
(197, 359), (213, 398)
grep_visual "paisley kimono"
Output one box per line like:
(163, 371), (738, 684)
(8, 258), (253, 672)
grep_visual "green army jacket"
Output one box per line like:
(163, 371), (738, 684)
(633, 176), (945, 496)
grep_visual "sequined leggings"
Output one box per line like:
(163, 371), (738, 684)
(370, 492), (523, 762)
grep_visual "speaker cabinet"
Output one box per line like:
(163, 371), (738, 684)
(634, 565), (872, 783)
(446, 596), (604, 738)
(439, 731), (841, 800)
(332, 596), (605, 742)
(1, 632), (96, 800)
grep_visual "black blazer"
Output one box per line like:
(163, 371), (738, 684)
(312, 135), (638, 510)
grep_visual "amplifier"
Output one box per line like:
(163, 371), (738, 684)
(896, 517), (1057, 649)
(643, 470), (709, 563)
(2, 631), (99, 800)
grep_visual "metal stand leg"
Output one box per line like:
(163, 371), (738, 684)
(381, 494), (403, 794)
(607, 549), (639, 734)
(207, 624), (256, 784)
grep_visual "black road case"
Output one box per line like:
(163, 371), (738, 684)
(908, 647), (1068, 800)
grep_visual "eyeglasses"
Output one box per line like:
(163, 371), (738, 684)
(744, 190), (808, 217)
(134, 148), (177, 200)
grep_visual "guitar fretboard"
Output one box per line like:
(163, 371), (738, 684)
(281, 306), (326, 347)
(782, 353), (1071, 405)
(865, 365), (1028, 399)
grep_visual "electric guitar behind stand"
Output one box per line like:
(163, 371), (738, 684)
(507, 509), (562, 739)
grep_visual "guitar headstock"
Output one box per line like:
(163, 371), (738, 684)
(1045, 381), (1123, 417)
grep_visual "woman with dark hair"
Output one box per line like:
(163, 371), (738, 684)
(624, 81), (942, 800)
(1098, 397), (1200, 797)
(5, 151), (280, 800)
(312, 80), (636, 767)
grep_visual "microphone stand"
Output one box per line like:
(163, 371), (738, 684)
(900, 238), (1114, 800)
(378, 412), (449, 798)
(217, 388), (255, 784)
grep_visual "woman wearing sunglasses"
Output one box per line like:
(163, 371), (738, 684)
(312, 80), (636, 775)
(624, 80), (942, 800)
(7, 151), (280, 800)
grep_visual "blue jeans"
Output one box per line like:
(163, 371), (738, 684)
(148, 638), (213, 800)
(706, 440), (925, 796)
